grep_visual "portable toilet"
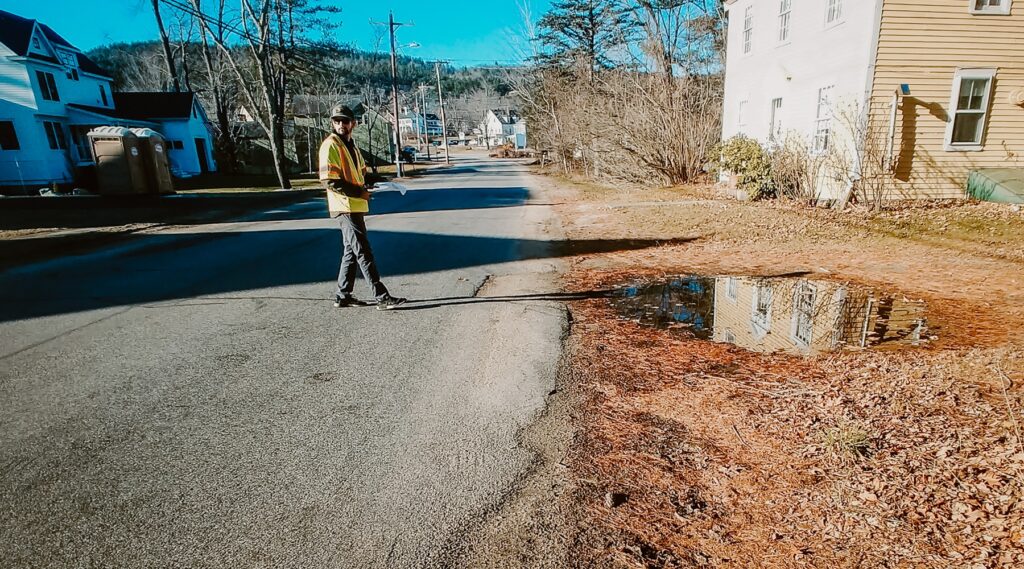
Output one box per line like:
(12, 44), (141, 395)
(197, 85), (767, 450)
(130, 128), (175, 194)
(88, 127), (148, 195)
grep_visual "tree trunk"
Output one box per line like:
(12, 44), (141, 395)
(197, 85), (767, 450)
(264, 114), (290, 189)
(151, 0), (181, 92)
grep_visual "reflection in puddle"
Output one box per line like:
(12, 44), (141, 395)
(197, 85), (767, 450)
(612, 276), (932, 355)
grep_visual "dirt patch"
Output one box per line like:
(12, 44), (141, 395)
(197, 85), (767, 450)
(543, 172), (1024, 567)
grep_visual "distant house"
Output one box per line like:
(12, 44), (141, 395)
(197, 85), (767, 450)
(0, 8), (217, 192)
(721, 0), (1024, 200)
(399, 111), (443, 139)
(478, 109), (527, 149)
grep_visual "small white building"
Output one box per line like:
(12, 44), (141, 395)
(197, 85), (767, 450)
(399, 112), (443, 139)
(110, 92), (217, 176)
(721, 0), (880, 198)
(478, 109), (527, 149)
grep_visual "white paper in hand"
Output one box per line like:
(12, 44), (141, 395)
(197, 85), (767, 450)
(372, 182), (409, 196)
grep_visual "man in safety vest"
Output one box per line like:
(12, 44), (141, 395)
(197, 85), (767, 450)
(320, 105), (406, 310)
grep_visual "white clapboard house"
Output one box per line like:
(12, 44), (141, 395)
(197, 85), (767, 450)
(0, 9), (216, 193)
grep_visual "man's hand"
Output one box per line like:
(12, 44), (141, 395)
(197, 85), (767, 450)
(360, 188), (371, 200)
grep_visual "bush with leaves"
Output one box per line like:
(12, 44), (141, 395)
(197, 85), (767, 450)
(711, 136), (774, 200)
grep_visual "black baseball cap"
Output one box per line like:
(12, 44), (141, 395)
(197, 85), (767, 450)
(331, 105), (355, 120)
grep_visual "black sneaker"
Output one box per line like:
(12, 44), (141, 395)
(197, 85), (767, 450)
(376, 296), (407, 311)
(333, 294), (368, 308)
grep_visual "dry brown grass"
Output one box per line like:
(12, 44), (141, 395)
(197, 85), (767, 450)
(544, 173), (1024, 568)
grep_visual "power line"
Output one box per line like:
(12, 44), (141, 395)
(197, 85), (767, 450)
(370, 12), (412, 178)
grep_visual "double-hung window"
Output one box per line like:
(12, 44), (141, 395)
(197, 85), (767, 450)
(946, 69), (995, 150)
(791, 281), (817, 347)
(99, 85), (108, 106)
(769, 98), (783, 142)
(743, 6), (754, 54)
(778, 0), (792, 43)
(43, 121), (67, 150)
(826, 0), (844, 25)
(813, 86), (834, 154)
(36, 71), (60, 102)
(970, 0), (1011, 14)
(752, 283), (773, 335)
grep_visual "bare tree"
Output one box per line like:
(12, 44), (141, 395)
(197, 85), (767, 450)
(150, 0), (182, 91)
(519, 0), (725, 185)
(175, 0), (339, 188)
(188, 0), (237, 172)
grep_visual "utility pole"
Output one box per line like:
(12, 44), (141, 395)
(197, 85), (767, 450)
(435, 61), (450, 165)
(372, 12), (408, 177)
(412, 93), (421, 156)
(420, 85), (431, 162)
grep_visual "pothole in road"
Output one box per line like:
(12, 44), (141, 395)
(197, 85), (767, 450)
(611, 275), (935, 356)
(306, 372), (337, 384)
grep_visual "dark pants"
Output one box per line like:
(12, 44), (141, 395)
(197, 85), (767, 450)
(336, 213), (389, 300)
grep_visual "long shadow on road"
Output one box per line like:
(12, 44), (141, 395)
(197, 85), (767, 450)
(0, 229), (697, 323)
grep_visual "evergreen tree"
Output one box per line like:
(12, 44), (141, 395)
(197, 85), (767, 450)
(535, 0), (636, 82)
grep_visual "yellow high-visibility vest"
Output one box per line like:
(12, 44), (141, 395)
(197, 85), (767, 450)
(318, 133), (368, 214)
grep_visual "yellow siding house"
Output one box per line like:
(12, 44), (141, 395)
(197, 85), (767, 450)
(872, 0), (1024, 198)
(722, 0), (1024, 200)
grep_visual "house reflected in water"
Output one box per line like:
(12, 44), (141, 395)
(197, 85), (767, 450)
(612, 276), (930, 355)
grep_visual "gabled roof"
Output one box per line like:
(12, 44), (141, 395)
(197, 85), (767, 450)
(112, 92), (199, 120)
(76, 52), (107, 76)
(0, 9), (110, 77)
(0, 10), (35, 55)
(66, 103), (159, 128)
(490, 109), (521, 125)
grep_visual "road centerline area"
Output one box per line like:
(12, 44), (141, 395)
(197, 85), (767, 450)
(0, 155), (567, 567)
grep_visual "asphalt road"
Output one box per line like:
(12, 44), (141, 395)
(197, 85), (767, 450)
(0, 154), (572, 568)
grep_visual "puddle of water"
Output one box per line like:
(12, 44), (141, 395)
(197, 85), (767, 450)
(611, 275), (933, 355)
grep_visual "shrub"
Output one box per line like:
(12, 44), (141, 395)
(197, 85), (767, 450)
(711, 136), (774, 200)
(770, 137), (824, 202)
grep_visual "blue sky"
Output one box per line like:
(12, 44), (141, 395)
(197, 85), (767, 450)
(1, 0), (550, 65)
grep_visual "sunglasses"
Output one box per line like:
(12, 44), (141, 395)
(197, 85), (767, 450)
(333, 117), (354, 124)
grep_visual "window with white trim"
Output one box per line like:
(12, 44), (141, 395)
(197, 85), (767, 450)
(726, 277), (738, 301)
(738, 100), (748, 127)
(970, 0), (1011, 14)
(792, 281), (817, 347)
(946, 69), (995, 149)
(752, 283), (773, 334)
(43, 121), (67, 150)
(743, 6), (754, 54)
(812, 86), (834, 154)
(769, 97), (783, 142)
(778, 0), (792, 43)
(826, 0), (844, 24)
(36, 71), (59, 102)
